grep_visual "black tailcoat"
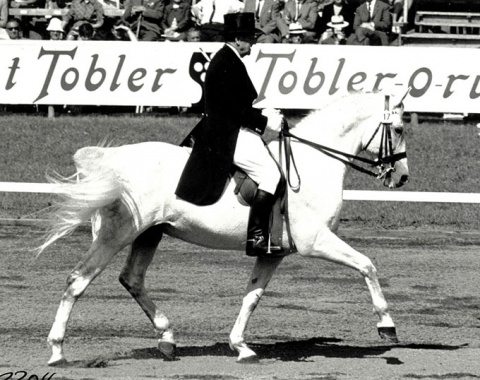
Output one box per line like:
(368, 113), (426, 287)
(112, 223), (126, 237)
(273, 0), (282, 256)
(175, 45), (268, 205)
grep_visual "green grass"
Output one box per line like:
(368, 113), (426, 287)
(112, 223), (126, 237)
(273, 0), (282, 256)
(0, 112), (479, 230)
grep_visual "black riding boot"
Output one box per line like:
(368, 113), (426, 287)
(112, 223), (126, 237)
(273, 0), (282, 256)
(246, 189), (284, 257)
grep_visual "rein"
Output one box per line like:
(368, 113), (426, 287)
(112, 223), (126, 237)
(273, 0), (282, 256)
(280, 112), (407, 191)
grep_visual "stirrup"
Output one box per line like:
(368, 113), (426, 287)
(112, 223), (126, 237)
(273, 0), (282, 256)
(246, 235), (284, 257)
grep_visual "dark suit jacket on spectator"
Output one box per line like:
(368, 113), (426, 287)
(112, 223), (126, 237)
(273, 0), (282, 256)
(348, 0), (391, 45)
(353, 0), (391, 33)
(317, 1), (355, 37)
(161, 1), (191, 35)
(243, 0), (284, 42)
(278, 0), (318, 41)
(123, 0), (165, 40)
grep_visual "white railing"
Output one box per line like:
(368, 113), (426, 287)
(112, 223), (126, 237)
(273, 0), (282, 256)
(1, 182), (479, 203)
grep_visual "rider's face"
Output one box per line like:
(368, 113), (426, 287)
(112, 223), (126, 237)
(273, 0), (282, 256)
(235, 36), (256, 57)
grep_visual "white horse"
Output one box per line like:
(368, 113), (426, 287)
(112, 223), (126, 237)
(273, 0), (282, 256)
(39, 92), (409, 366)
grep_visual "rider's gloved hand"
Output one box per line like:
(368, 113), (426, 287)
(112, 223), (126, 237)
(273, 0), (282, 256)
(262, 108), (283, 132)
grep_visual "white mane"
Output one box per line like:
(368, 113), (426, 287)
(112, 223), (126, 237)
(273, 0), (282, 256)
(291, 92), (393, 139)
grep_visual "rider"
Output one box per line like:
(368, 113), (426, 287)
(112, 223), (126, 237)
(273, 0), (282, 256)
(175, 12), (284, 257)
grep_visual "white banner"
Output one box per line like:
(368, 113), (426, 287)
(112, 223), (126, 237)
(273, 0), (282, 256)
(1, 40), (480, 113)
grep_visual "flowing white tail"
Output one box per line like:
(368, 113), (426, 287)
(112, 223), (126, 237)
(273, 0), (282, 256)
(37, 161), (137, 255)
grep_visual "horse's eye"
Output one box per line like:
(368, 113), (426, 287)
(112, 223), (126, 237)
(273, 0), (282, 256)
(394, 127), (403, 135)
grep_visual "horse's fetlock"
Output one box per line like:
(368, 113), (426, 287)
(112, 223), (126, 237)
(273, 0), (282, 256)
(154, 313), (170, 333)
(47, 336), (63, 346)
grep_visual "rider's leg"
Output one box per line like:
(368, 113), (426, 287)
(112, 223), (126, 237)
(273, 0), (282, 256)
(233, 128), (283, 257)
(245, 189), (284, 256)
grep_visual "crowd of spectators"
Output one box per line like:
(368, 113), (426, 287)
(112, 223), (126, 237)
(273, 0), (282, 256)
(0, 0), (425, 45)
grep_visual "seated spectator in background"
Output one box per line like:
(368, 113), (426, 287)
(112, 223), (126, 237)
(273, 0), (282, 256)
(111, 19), (138, 41)
(0, 0), (9, 39)
(162, 0), (191, 41)
(287, 21), (305, 44)
(62, 0), (104, 40)
(123, 0), (165, 41)
(186, 26), (203, 41)
(46, 17), (65, 40)
(316, 0), (354, 39)
(5, 18), (25, 39)
(243, 0), (284, 43)
(191, 0), (244, 42)
(0, 0), (7, 29)
(347, 0), (391, 46)
(278, 0), (318, 43)
(9, 0), (46, 39)
(319, 14), (348, 44)
(78, 21), (94, 40)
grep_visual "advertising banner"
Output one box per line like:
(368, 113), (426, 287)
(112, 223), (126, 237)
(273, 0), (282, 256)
(1, 40), (479, 113)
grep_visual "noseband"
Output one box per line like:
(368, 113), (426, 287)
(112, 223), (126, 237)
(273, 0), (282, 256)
(362, 110), (407, 179)
(280, 104), (407, 191)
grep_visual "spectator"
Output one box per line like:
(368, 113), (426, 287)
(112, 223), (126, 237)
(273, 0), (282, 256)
(9, 0), (46, 39)
(5, 18), (25, 39)
(319, 14), (348, 44)
(191, 0), (244, 42)
(316, 0), (354, 39)
(78, 21), (94, 40)
(347, 0), (391, 46)
(162, 0), (191, 41)
(186, 26), (203, 41)
(46, 17), (65, 40)
(0, 0), (8, 39)
(123, 0), (165, 41)
(110, 19), (138, 41)
(278, 0), (318, 43)
(0, 0), (7, 28)
(287, 21), (305, 43)
(62, 0), (104, 40)
(243, 0), (284, 43)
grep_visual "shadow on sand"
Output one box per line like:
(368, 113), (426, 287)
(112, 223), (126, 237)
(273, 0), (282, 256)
(64, 337), (467, 368)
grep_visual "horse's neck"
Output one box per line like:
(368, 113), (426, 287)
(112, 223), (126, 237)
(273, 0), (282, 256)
(292, 110), (372, 157)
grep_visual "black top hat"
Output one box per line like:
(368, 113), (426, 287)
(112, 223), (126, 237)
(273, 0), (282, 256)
(224, 12), (263, 41)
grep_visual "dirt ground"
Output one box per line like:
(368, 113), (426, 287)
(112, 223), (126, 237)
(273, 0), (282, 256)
(1, 225), (480, 380)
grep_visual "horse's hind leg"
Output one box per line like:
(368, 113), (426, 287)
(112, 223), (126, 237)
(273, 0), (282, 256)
(308, 230), (398, 342)
(47, 239), (127, 366)
(229, 256), (284, 363)
(119, 225), (176, 361)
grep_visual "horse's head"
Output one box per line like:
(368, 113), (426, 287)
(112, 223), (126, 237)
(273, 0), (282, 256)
(361, 94), (409, 189)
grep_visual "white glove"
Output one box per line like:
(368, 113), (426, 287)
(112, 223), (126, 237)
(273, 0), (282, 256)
(262, 108), (283, 132)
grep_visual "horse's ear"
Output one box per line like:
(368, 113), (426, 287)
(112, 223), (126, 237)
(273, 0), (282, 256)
(394, 87), (411, 108)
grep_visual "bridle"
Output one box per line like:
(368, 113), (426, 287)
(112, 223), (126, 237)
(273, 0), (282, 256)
(279, 96), (407, 191)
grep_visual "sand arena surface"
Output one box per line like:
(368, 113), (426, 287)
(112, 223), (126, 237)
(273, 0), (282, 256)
(1, 226), (479, 380)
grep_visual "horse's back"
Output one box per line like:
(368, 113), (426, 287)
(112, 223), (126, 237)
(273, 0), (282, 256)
(74, 142), (189, 175)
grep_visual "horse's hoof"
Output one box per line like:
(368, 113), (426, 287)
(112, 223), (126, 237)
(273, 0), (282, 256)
(236, 354), (259, 364)
(48, 357), (68, 367)
(378, 326), (399, 343)
(158, 341), (177, 361)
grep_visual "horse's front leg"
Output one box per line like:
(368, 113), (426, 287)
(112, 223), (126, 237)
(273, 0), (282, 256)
(306, 229), (398, 342)
(229, 256), (284, 363)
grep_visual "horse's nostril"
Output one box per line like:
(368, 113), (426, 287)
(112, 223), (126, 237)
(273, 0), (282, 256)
(400, 175), (409, 184)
